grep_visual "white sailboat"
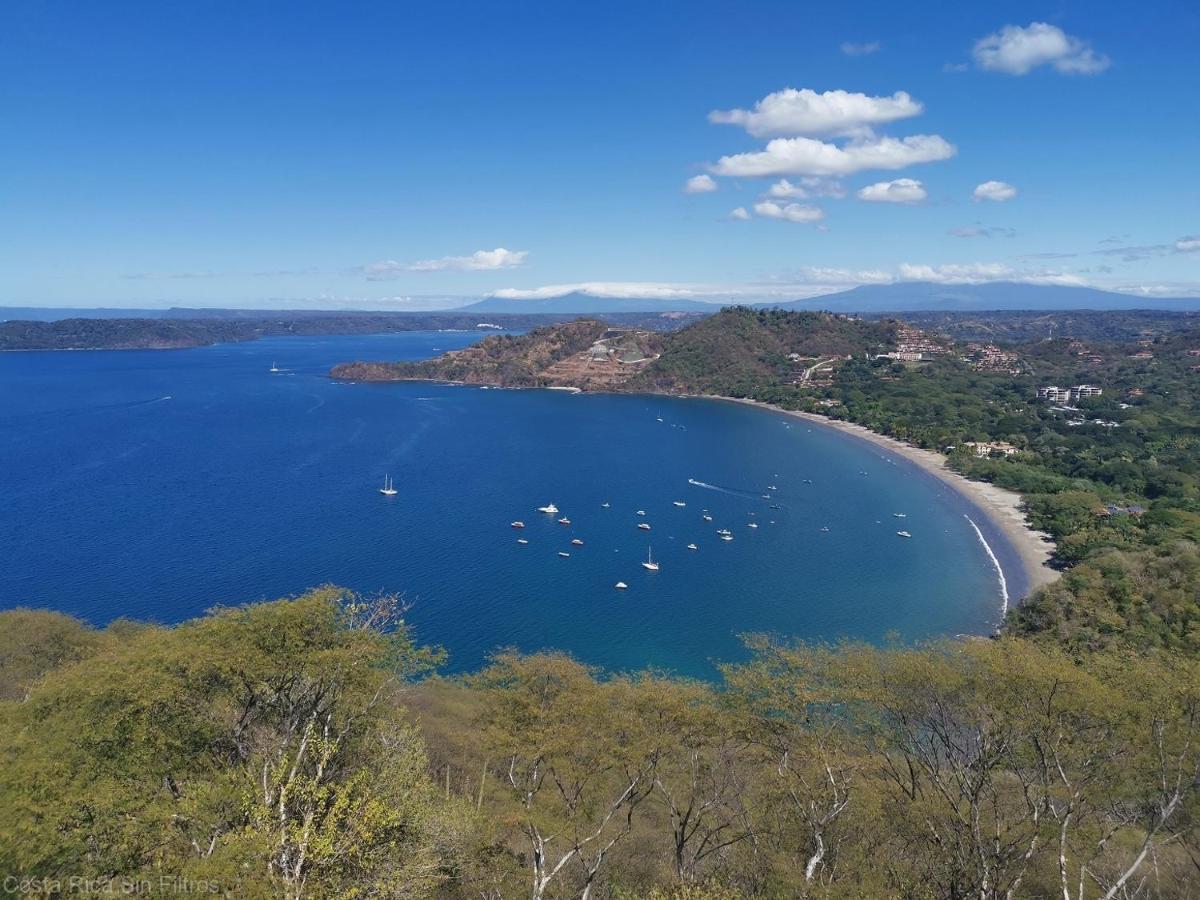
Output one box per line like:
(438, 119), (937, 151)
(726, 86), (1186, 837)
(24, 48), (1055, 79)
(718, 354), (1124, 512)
(379, 475), (398, 496)
(641, 547), (659, 571)
(269, 361), (280, 373)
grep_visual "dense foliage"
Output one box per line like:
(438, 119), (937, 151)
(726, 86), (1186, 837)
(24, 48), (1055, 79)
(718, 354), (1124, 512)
(3, 597), (1197, 897)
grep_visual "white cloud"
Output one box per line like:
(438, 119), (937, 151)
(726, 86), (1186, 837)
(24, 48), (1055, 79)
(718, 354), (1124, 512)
(857, 178), (927, 204)
(753, 201), (825, 223)
(491, 282), (728, 301)
(711, 134), (955, 178)
(972, 22), (1110, 75)
(973, 180), (1017, 202)
(896, 262), (1087, 286)
(365, 248), (528, 278)
(709, 88), (922, 138)
(684, 174), (718, 193)
(729, 206), (751, 220)
(767, 177), (846, 199)
(1175, 235), (1200, 253)
(840, 41), (881, 57)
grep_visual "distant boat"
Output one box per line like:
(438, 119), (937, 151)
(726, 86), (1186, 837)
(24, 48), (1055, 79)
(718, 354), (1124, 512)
(821, 526), (830, 532)
(558, 517), (571, 525)
(702, 514), (713, 522)
(601, 502), (610, 508)
(803, 479), (814, 484)
(688, 478), (702, 486)
(768, 485), (778, 491)
(517, 538), (529, 544)
(511, 521), (525, 529)
(571, 538), (584, 546)
(893, 513), (907, 518)
(716, 528), (732, 536)
(719, 533), (733, 542)
(896, 530), (912, 538)
(558, 551), (571, 557)
(747, 523), (758, 529)
(615, 581), (628, 590)
(638, 523), (651, 530)
(642, 547), (659, 571)
(379, 475), (398, 496)
(770, 504), (782, 510)
(673, 501), (686, 507)
(656, 417), (664, 422)
(538, 503), (559, 514)
(636, 510), (646, 516)
(269, 361), (281, 373)
(687, 543), (698, 550)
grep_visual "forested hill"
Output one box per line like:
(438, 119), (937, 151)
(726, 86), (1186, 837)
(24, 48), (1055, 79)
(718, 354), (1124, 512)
(332, 307), (899, 391)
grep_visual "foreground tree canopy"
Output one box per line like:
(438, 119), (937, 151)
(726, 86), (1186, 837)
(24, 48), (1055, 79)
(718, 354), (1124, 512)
(2, 590), (1197, 897)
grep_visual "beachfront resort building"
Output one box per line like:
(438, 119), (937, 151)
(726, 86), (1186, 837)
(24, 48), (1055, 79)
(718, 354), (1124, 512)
(963, 441), (1021, 458)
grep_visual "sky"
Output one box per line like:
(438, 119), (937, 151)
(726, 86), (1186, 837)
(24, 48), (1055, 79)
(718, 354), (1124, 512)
(1, 1), (1197, 309)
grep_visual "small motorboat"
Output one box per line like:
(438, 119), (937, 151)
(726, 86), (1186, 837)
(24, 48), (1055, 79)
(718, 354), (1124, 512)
(747, 522), (758, 529)
(638, 523), (651, 530)
(820, 526), (830, 532)
(511, 521), (525, 529)
(702, 514), (713, 522)
(719, 533), (733, 542)
(893, 513), (907, 518)
(673, 501), (686, 507)
(538, 503), (559, 514)
(768, 484), (778, 491)
(558, 551), (571, 557)
(636, 510), (647, 516)
(517, 538), (529, 544)
(601, 502), (610, 508)
(896, 530), (912, 538)
(687, 543), (698, 550)
(716, 528), (732, 536)
(571, 538), (584, 546)
(558, 517), (571, 525)
(615, 581), (628, 590)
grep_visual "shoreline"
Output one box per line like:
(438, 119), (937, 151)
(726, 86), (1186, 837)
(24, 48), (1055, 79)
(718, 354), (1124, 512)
(701, 395), (1060, 598)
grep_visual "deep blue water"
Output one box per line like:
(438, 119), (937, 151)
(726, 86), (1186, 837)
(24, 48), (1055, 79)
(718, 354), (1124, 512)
(0, 332), (1022, 678)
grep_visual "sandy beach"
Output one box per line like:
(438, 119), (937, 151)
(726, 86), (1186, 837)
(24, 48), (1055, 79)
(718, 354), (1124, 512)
(707, 396), (1061, 598)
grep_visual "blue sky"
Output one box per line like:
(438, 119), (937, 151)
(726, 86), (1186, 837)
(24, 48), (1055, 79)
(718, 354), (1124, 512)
(1, 1), (1197, 308)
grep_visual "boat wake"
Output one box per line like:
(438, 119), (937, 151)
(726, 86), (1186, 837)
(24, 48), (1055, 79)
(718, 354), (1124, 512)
(686, 477), (770, 501)
(964, 514), (1009, 617)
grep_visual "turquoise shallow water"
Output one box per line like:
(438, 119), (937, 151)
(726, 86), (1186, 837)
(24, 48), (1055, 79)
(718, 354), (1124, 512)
(0, 332), (1019, 678)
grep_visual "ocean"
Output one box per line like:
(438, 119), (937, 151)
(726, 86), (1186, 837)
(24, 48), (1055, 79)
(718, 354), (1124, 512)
(0, 331), (1019, 678)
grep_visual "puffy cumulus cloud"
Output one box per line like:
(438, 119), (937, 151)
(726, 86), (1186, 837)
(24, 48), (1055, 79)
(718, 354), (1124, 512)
(709, 88), (922, 138)
(857, 178), (927, 204)
(366, 248), (528, 278)
(684, 174), (718, 194)
(973, 180), (1017, 202)
(753, 201), (826, 223)
(1176, 235), (1200, 253)
(766, 177), (847, 200)
(729, 207), (751, 220)
(840, 40), (881, 57)
(711, 134), (955, 178)
(972, 22), (1110, 75)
